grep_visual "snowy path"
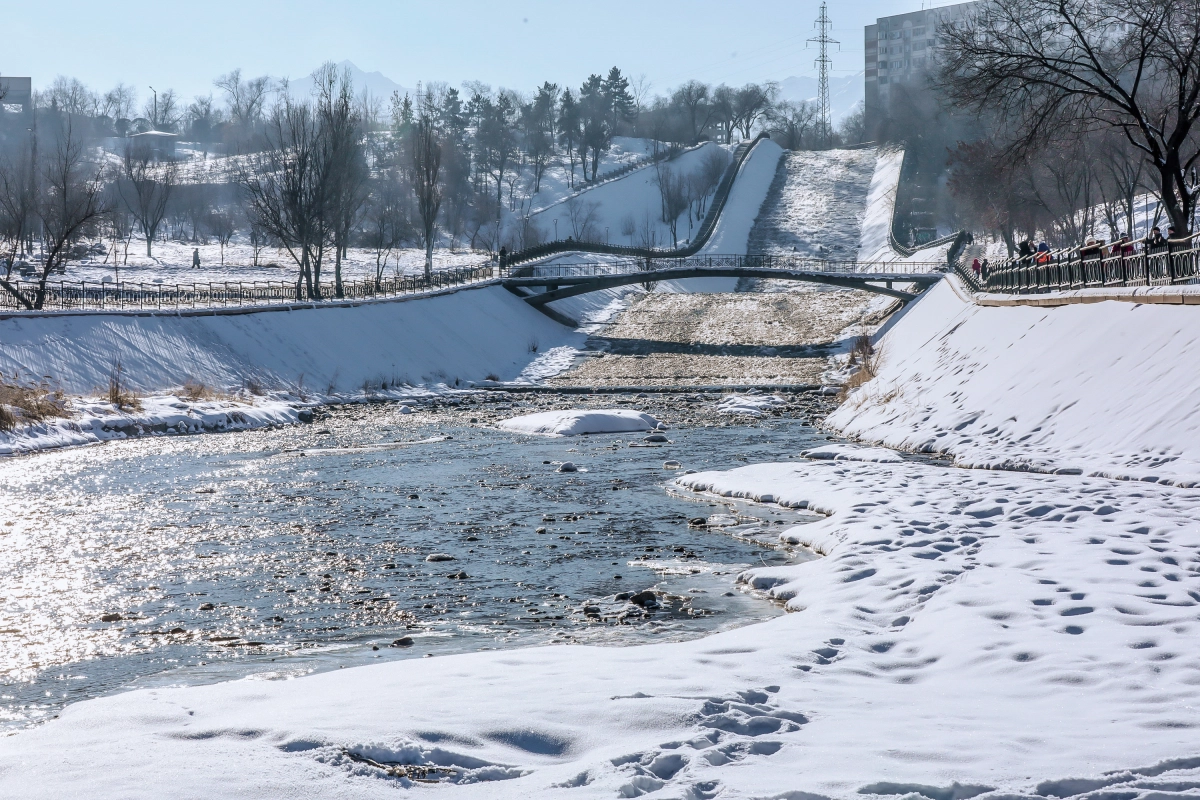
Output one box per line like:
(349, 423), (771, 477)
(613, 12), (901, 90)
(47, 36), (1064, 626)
(747, 148), (878, 261)
(3, 453), (1198, 798)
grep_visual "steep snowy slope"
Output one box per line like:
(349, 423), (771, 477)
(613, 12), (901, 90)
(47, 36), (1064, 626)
(747, 147), (878, 261)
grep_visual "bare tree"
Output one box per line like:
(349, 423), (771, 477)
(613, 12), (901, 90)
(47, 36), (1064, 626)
(118, 143), (178, 257)
(412, 95), (444, 281)
(655, 166), (689, 247)
(767, 100), (818, 150)
(565, 196), (600, 241)
(620, 213), (637, 246)
(363, 175), (409, 288)
(937, 0), (1200, 235)
(205, 211), (236, 265)
(215, 69), (272, 128)
(239, 97), (330, 299)
(732, 82), (778, 140)
(0, 134), (36, 279)
(0, 120), (108, 310)
(315, 64), (370, 297)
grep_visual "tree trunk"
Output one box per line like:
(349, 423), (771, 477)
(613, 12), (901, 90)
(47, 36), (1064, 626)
(424, 235), (433, 282)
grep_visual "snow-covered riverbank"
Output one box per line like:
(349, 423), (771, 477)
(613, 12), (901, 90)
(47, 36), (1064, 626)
(829, 278), (1200, 485)
(3, 443), (1197, 799)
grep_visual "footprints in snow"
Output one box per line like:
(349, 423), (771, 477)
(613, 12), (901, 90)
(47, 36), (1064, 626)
(606, 686), (796, 798)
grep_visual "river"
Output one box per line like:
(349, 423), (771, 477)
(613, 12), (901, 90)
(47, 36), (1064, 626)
(0, 393), (839, 731)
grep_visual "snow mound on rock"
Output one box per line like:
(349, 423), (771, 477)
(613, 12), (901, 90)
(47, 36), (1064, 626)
(717, 394), (786, 418)
(801, 443), (903, 463)
(498, 409), (661, 437)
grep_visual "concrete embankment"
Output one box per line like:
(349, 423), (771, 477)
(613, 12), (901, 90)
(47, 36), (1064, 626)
(0, 284), (582, 395)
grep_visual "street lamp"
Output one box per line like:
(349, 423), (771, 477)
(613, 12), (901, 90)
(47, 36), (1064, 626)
(553, 219), (558, 241)
(149, 86), (157, 127)
(606, 227), (609, 245)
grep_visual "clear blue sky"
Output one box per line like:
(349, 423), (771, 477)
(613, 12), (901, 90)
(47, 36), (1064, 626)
(2, 0), (929, 102)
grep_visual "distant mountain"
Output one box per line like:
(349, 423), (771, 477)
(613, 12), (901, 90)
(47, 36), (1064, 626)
(777, 73), (864, 124)
(290, 60), (412, 101)
(334, 60), (412, 101)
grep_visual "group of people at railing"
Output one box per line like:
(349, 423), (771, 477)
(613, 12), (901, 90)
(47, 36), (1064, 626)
(1008, 225), (1193, 270)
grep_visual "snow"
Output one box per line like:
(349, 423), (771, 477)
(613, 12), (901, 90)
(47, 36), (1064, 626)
(699, 138), (784, 257)
(0, 284), (583, 396)
(716, 393), (787, 417)
(800, 443), (904, 463)
(0, 394), (302, 457)
(497, 408), (662, 436)
(526, 142), (731, 251)
(747, 147), (878, 261)
(4, 453), (1199, 798)
(857, 147), (904, 263)
(828, 277), (1200, 485)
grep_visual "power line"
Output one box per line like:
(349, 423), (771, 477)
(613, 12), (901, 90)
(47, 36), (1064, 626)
(807, 2), (840, 147)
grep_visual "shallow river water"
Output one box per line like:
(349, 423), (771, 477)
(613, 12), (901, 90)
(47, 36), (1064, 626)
(0, 398), (834, 731)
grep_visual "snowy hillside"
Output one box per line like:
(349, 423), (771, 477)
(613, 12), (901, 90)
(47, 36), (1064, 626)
(748, 147), (877, 261)
(526, 141), (731, 250)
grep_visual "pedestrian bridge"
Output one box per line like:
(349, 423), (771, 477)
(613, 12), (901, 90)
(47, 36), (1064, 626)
(502, 255), (945, 321)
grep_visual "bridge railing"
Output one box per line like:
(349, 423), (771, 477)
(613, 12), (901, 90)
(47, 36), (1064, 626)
(510, 255), (948, 281)
(957, 237), (1200, 294)
(0, 265), (495, 314)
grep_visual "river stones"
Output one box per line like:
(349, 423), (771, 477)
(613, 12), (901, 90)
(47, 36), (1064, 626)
(426, 553), (455, 562)
(557, 462), (578, 473)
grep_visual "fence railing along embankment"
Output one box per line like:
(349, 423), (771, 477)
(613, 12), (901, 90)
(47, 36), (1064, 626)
(954, 236), (1200, 295)
(0, 265), (495, 314)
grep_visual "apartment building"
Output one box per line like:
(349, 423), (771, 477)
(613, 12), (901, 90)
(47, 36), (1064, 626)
(864, 2), (977, 133)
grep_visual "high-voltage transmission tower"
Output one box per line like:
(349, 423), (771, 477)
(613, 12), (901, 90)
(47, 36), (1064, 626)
(807, 2), (839, 148)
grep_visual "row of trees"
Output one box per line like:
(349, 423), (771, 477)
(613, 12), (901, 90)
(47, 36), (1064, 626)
(0, 61), (867, 308)
(932, 0), (1200, 252)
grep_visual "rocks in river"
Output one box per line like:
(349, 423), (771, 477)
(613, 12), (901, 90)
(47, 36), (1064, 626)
(168, 627), (186, 634)
(391, 637), (414, 647)
(199, 603), (215, 611)
(100, 613), (122, 623)
(426, 553), (455, 562)
(614, 592), (632, 601)
(644, 434), (669, 443)
(542, 515), (555, 521)
(447, 571), (468, 579)
(688, 517), (708, 527)
(194, 487), (215, 494)
(629, 590), (659, 608)
(663, 460), (682, 470)
(408, 493), (420, 500)
(557, 462), (578, 473)
(535, 527), (547, 534)
(398, 406), (414, 414)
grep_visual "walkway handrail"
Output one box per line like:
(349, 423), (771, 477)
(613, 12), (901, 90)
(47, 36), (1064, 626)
(504, 133), (772, 268)
(957, 236), (1200, 294)
(513, 254), (947, 280)
(0, 264), (495, 313)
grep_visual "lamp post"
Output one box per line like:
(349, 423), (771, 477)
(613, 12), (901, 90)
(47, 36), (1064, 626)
(553, 219), (558, 241)
(606, 227), (609, 245)
(149, 86), (157, 127)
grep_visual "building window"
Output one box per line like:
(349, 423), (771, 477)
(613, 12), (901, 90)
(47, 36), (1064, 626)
(914, 26), (926, 35)
(913, 40), (927, 51)
(879, 77), (888, 84)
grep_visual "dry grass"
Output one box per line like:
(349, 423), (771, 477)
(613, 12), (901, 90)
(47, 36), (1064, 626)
(180, 380), (226, 402)
(838, 336), (881, 402)
(107, 361), (142, 411)
(0, 372), (69, 432)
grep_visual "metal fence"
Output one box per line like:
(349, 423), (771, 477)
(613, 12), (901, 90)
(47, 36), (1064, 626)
(0, 265), (495, 313)
(509, 254), (948, 280)
(957, 240), (1200, 294)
